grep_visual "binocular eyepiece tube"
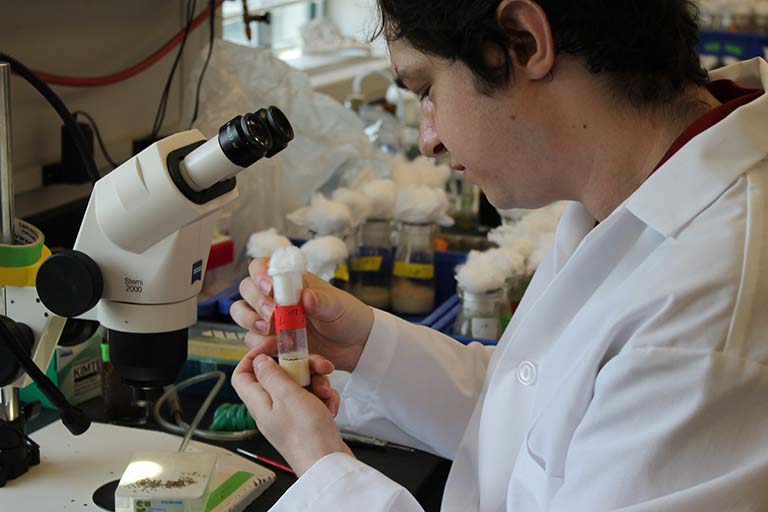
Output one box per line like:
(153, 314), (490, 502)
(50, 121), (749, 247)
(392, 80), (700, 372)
(181, 106), (294, 192)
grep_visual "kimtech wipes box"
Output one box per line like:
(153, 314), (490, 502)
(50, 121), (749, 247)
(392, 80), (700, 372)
(20, 319), (103, 408)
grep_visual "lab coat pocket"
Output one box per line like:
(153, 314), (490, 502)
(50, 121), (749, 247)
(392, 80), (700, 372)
(524, 418), (568, 480)
(522, 387), (591, 488)
(509, 433), (565, 510)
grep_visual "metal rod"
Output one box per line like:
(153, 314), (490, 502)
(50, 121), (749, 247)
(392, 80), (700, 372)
(0, 62), (15, 245)
(0, 63), (16, 423)
(1, 386), (20, 423)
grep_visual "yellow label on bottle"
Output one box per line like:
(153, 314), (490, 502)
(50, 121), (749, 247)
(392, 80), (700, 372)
(393, 261), (435, 280)
(351, 256), (383, 272)
(334, 262), (350, 282)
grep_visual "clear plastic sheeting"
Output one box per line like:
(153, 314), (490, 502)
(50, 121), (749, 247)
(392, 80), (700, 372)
(299, 18), (371, 53)
(184, 40), (382, 282)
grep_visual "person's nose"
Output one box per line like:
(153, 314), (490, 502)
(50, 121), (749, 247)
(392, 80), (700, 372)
(418, 100), (446, 158)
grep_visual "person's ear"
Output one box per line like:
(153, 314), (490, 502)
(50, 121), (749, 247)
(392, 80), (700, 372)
(496, 0), (555, 81)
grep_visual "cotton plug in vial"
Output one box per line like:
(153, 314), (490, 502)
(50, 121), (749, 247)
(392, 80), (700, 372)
(268, 246), (311, 387)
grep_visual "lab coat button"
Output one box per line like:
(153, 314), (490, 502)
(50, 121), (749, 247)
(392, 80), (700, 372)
(517, 361), (537, 386)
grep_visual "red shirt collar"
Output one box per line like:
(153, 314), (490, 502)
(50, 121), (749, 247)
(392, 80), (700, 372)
(652, 80), (764, 173)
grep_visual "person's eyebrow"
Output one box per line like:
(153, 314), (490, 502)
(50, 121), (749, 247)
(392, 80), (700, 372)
(393, 70), (409, 90)
(392, 67), (424, 91)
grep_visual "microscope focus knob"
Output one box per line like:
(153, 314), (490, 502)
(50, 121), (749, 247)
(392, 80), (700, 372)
(36, 250), (103, 318)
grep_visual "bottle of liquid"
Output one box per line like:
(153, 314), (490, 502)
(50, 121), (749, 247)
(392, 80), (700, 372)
(350, 219), (393, 309)
(453, 286), (504, 341)
(269, 247), (311, 387)
(391, 222), (436, 316)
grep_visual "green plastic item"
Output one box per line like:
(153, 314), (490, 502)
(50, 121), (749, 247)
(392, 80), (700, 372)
(0, 219), (45, 267)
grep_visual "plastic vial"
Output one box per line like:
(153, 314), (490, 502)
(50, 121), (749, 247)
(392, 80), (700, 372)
(268, 249), (311, 387)
(454, 286), (505, 341)
(351, 219), (393, 309)
(391, 222), (436, 316)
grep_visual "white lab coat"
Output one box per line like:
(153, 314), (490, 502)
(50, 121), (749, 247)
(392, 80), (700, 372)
(271, 58), (768, 511)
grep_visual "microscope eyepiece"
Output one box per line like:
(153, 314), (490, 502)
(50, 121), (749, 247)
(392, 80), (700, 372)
(218, 113), (273, 168)
(243, 113), (272, 147)
(218, 106), (293, 167)
(257, 106), (294, 158)
(179, 106), (294, 193)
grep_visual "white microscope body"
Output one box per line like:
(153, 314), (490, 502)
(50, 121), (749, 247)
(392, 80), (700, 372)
(76, 130), (235, 334)
(35, 107), (293, 387)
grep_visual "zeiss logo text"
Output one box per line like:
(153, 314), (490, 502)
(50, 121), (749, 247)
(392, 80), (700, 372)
(191, 260), (203, 284)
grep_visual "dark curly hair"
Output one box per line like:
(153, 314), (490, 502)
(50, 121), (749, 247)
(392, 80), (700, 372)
(375, 1), (709, 106)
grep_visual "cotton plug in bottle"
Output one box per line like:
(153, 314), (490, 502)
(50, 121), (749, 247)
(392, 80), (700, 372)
(268, 246), (311, 387)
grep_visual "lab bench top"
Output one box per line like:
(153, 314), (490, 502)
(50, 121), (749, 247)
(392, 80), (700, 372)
(26, 393), (451, 511)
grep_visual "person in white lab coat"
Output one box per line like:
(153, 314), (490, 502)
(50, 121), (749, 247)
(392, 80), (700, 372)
(230, 0), (768, 510)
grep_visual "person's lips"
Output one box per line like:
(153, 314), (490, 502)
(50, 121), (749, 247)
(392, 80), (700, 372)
(451, 162), (466, 172)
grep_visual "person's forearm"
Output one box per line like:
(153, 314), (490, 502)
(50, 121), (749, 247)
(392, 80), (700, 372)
(338, 310), (493, 459)
(271, 453), (424, 511)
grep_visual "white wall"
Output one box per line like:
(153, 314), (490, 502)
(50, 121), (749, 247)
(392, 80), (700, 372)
(0, 1), (212, 194)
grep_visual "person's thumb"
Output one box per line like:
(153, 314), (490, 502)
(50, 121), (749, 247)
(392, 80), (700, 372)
(253, 354), (297, 398)
(302, 275), (346, 323)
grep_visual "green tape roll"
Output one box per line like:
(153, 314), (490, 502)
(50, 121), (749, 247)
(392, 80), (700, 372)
(0, 219), (45, 268)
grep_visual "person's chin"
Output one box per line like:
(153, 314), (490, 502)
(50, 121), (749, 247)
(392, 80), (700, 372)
(482, 190), (515, 210)
(461, 169), (476, 185)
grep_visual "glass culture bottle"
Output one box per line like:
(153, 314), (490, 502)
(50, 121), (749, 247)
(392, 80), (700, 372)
(350, 219), (394, 309)
(453, 286), (505, 341)
(391, 222), (436, 316)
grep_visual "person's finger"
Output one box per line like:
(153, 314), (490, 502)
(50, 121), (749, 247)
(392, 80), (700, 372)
(230, 300), (261, 332)
(253, 354), (301, 399)
(239, 279), (275, 323)
(309, 373), (332, 400)
(243, 332), (278, 355)
(301, 275), (347, 324)
(323, 389), (340, 417)
(248, 258), (272, 291)
(234, 346), (271, 378)
(308, 354), (335, 376)
(237, 312), (273, 339)
(232, 348), (273, 411)
(232, 372), (272, 413)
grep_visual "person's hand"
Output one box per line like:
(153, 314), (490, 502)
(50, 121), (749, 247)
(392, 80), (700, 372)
(232, 347), (354, 477)
(237, 335), (342, 416)
(230, 258), (374, 372)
